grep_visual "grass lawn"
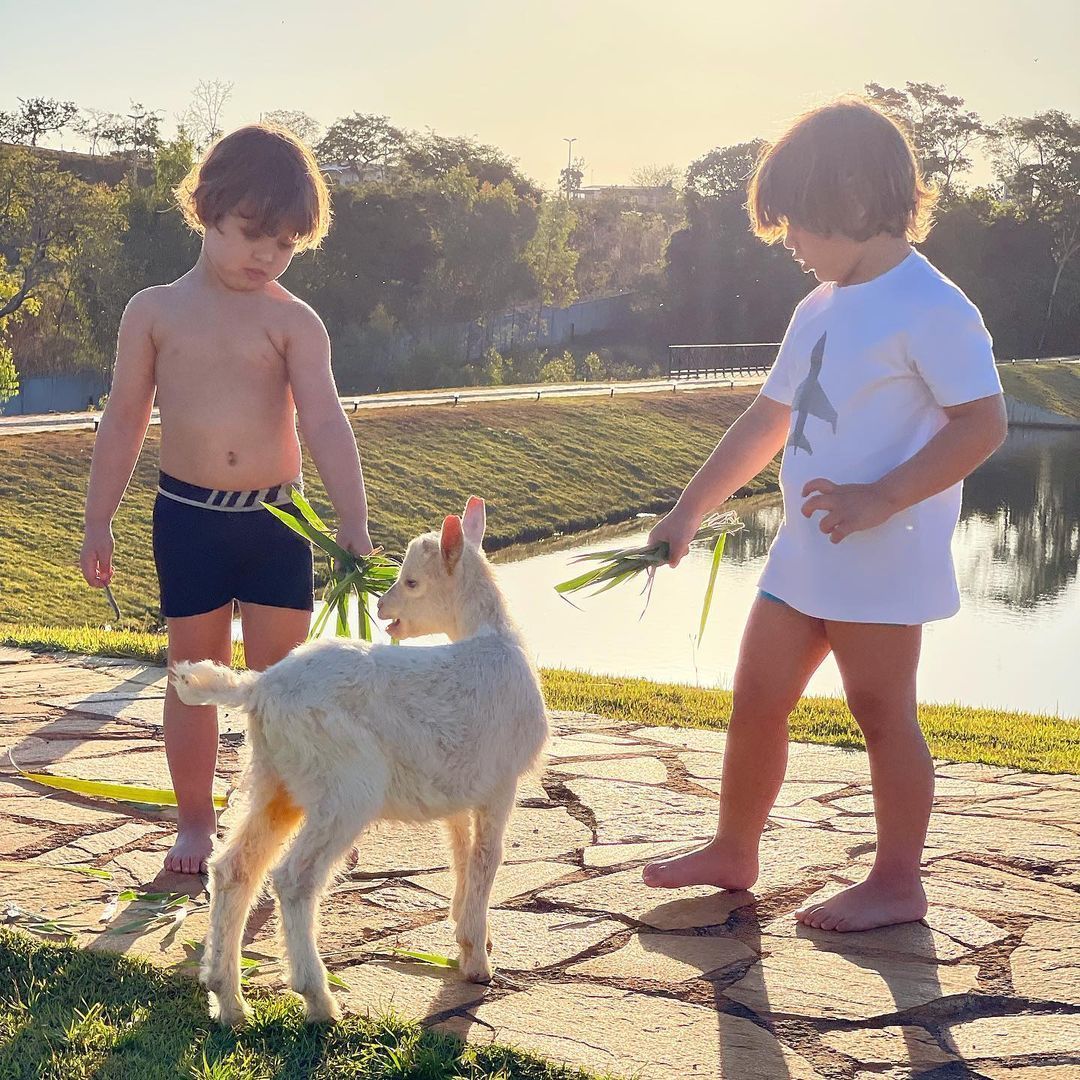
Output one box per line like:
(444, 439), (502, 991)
(0, 388), (772, 629)
(3, 625), (1077, 774)
(0, 930), (608, 1080)
(999, 360), (1080, 419)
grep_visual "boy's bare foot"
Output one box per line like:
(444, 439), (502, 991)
(795, 875), (927, 932)
(642, 841), (758, 891)
(164, 822), (216, 875)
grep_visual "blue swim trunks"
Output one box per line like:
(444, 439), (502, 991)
(757, 589), (912, 627)
(152, 471), (314, 619)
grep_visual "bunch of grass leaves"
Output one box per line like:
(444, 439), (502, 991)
(555, 510), (744, 641)
(263, 490), (399, 641)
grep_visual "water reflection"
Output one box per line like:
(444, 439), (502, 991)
(490, 428), (1080, 718)
(303, 429), (1080, 719)
(956, 428), (1080, 609)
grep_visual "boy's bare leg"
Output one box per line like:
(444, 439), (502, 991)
(795, 620), (930, 932)
(644, 597), (831, 889)
(237, 601), (310, 673)
(164, 603), (233, 874)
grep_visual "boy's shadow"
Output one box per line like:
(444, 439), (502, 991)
(636, 896), (952, 1078)
(641, 896), (797, 1079)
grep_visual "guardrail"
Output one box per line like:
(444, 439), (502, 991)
(0, 374), (764, 437)
(668, 342), (781, 379)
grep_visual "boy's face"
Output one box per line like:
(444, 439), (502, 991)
(783, 225), (863, 285)
(203, 210), (299, 291)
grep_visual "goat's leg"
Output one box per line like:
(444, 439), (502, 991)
(457, 784), (516, 983)
(203, 772), (302, 1026)
(271, 791), (377, 1023)
(444, 812), (472, 925)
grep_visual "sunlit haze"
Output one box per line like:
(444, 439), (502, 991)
(2, 0), (1077, 187)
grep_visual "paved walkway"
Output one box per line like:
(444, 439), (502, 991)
(1, 645), (1078, 1078)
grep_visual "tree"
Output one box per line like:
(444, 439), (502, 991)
(0, 145), (124, 379)
(316, 113), (406, 172)
(559, 156), (585, 198)
(182, 79), (233, 149)
(522, 198), (579, 309)
(865, 82), (987, 200)
(630, 163), (681, 189)
(684, 141), (764, 201)
(571, 195), (674, 297)
(668, 140), (805, 345)
(75, 107), (124, 156)
(0, 97), (79, 146)
(104, 102), (164, 176)
(262, 109), (322, 146)
(992, 111), (1080, 351)
(402, 131), (539, 199)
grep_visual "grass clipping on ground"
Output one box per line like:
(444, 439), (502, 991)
(2, 625), (1077, 774)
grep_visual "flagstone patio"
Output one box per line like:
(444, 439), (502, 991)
(1, 644), (1078, 1079)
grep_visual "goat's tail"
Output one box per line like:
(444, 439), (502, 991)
(171, 660), (260, 711)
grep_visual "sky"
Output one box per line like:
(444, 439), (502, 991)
(2, 0), (1078, 188)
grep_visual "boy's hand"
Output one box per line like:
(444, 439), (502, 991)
(801, 479), (897, 543)
(80, 525), (115, 587)
(335, 521), (374, 560)
(648, 504), (704, 568)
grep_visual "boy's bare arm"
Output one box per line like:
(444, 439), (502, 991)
(650, 394), (791, 566)
(285, 304), (373, 555)
(80, 291), (159, 587)
(802, 393), (1008, 543)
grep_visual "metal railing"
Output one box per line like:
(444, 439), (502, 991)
(668, 342), (781, 379)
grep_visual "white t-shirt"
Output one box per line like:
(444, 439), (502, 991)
(758, 250), (1002, 624)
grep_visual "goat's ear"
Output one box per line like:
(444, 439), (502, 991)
(462, 496), (486, 546)
(440, 515), (464, 571)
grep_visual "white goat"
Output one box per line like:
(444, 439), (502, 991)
(171, 497), (548, 1025)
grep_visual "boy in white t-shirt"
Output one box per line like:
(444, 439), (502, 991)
(643, 99), (1007, 932)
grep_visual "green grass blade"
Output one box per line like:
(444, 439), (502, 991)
(386, 947), (459, 968)
(697, 532), (728, 643)
(8, 751), (228, 810)
(263, 503), (353, 565)
(288, 488), (330, 533)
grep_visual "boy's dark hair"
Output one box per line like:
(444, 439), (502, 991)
(176, 124), (330, 251)
(747, 98), (937, 244)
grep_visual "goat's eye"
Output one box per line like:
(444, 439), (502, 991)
(405, 579), (418, 589)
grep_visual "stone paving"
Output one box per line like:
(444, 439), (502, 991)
(1, 645), (1078, 1079)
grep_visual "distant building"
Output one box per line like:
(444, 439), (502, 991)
(320, 161), (390, 186)
(571, 184), (678, 212)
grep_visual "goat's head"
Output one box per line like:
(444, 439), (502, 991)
(377, 496), (489, 640)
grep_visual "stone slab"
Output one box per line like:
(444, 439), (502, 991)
(726, 937), (979, 1020)
(451, 982), (822, 1079)
(566, 931), (755, 983)
(541, 867), (751, 930)
(821, 1026), (956, 1071)
(408, 860), (575, 906)
(549, 756), (669, 784)
(564, 778), (717, 845)
(396, 908), (624, 972)
(943, 1013), (1080, 1060)
(1009, 920), (1080, 1005)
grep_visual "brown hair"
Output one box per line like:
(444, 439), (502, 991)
(747, 98), (937, 244)
(176, 124), (330, 251)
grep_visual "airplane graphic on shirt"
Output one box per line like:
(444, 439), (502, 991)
(787, 331), (838, 456)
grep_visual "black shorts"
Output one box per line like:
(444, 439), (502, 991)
(152, 471), (314, 619)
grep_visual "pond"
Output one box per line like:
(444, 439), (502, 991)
(311, 428), (1080, 720)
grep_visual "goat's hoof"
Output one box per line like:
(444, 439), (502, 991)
(211, 995), (250, 1028)
(304, 993), (341, 1024)
(461, 954), (494, 984)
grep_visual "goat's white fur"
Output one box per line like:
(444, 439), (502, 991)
(172, 497), (548, 1025)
